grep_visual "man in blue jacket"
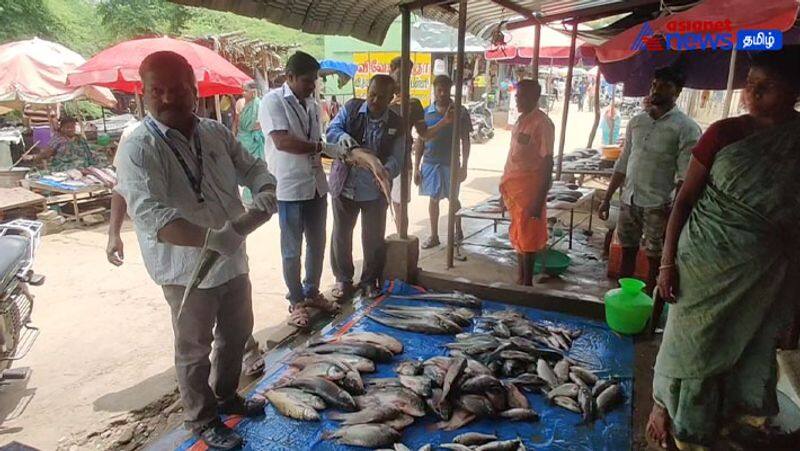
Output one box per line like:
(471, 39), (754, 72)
(326, 75), (403, 299)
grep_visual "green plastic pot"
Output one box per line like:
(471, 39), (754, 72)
(533, 249), (571, 276)
(604, 278), (654, 334)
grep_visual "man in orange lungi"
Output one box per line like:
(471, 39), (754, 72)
(500, 80), (555, 286)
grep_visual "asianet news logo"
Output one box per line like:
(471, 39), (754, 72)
(632, 20), (783, 51)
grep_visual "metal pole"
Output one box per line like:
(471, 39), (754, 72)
(587, 70), (602, 148)
(446, 0), (467, 269)
(101, 106), (107, 133)
(722, 47), (738, 119)
(555, 22), (578, 180)
(214, 94), (222, 122)
(531, 24), (541, 78)
(399, 6), (412, 239)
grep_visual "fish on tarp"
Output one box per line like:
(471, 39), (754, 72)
(366, 377), (403, 389)
(455, 394), (495, 417)
(441, 357), (467, 401)
(395, 360), (423, 376)
(596, 384), (623, 414)
(389, 291), (482, 308)
(502, 359), (524, 378)
(328, 405), (402, 425)
(294, 361), (347, 381)
(492, 322), (511, 338)
(385, 412), (415, 430)
(578, 387), (595, 422)
(474, 439), (522, 451)
(367, 312), (462, 334)
(398, 374), (433, 397)
(357, 387), (426, 417)
(465, 358), (494, 376)
(435, 407), (476, 431)
(571, 366), (599, 385)
(291, 352), (375, 373)
(281, 377), (357, 411)
(500, 407), (540, 422)
(569, 371), (590, 389)
(537, 359), (558, 388)
(393, 444), (412, 451)
(510, 373), (547, 390)
(427, 388), (452, 420)
(310, 342), (394, 362)
(546, 382), (580, 401)
(339, 370), (365, 395)
(314, 332), (404, 354)
(322, 424), (400, 448)
(264, 389), (320, 421)
(554, 359), (571, 384)
(502, 381), (530, 409)
(418, 445), (433, 451)
(485, 388), (508, 412)
(439, 444), (473, 451)
(553, 395), (582, 413)
(460, 374), (503, 393)
(422, 364), (446, 386)
(592, 378), (616, 397)
(269, 387), (325, 410)
(453, 432), (498, 446)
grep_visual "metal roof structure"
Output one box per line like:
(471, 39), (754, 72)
(172, 0), (683, 45)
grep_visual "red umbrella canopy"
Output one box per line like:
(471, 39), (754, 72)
(67, 37), (253, 97)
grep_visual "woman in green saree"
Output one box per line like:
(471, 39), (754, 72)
(647, 49), (800, 450)
(234, 81), (266, 204)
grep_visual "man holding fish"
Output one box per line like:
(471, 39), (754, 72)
(326, 74), (404, 299)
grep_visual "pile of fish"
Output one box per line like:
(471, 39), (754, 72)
(538, 359), (624, 423)
(373, 433), (527, 451)
(264, 332), (401, 423)
(366, 291), (483, 335)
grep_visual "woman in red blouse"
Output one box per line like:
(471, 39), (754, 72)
(648, 48), (800, 449)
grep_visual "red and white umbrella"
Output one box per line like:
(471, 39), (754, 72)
(67, 37), (252, 97)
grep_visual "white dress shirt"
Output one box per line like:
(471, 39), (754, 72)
(115, 115), (276, 288)
(259, 83), (329, 202)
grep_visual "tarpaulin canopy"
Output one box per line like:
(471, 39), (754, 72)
(67, 37), (253, 97)
(0, 38), (116, 107)
(485, 26), (594, 67)
(319, 60), (358, 89)
(591, 0), (800, 96)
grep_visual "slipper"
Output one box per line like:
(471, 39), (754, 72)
(331, 282), (355, 302)
(301, 293), (340, 315)
(421, 236), (441, 249)
(287, 305), (310, 328)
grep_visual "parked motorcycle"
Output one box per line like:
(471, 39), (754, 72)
(467, 99), (494, 144)
(0, 219), (43, 383)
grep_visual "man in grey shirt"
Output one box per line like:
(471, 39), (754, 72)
(115, 51), (277, 449)
(599, 67), (701, 290)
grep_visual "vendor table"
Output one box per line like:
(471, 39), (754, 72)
(27, 181), (110, 224)
(456, 188), (596, 250)
(559, 168), (614, 186)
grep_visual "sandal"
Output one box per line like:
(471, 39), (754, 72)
(421, 236), (441, 249)
(301, 293), (341, 315)
(287, 305), (310, 328)
(331, 282), (355, 302)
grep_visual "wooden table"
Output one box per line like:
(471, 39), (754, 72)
(27, 181), (110, 224)
(457, 188), (596, 250)
(0, 188), (47, 220)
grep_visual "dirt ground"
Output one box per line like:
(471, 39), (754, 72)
(0, 108), (623, 449)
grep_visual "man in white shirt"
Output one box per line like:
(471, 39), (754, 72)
(259, 51), (351, 328)
(115, 51), (277, 449)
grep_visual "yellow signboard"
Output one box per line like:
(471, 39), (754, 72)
(353, 52), (432, 107)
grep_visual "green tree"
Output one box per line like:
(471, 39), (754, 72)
(0, 0), (62, 42)
(97, 0), (193, 39)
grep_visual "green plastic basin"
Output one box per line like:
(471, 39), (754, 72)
(533, 249), (571, 276)
(604, 278), (654, 334)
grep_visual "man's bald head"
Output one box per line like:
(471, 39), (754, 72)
(139, 51), (197, 129)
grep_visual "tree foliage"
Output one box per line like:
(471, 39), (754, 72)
(0, 0), (63, 43)
(97, 0), (194, 39)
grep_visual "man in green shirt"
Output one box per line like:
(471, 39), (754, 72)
(599, 67), (701, 290)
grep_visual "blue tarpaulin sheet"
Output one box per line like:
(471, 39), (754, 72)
(176, 280), (634, 450)
(319, 60), (358, 89)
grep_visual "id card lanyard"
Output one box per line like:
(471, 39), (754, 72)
(145, 117), (205, 203)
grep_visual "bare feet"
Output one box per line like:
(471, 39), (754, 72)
(646, 403), (671, 449)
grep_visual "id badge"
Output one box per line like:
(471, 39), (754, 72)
(310, 153), (322, 169)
